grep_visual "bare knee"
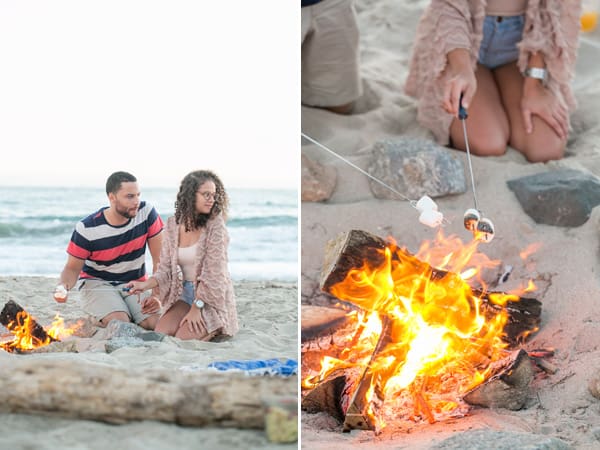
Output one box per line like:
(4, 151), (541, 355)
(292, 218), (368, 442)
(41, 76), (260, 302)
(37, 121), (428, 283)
(456, 132), (507, 157)
(139, 314), (160, 331)
(100, 311), (130, 327)
(451, 121), (508, 157)
(155, 317), (177, 336)
(470, 138), (507, 157)
(522, 139), (566, 163)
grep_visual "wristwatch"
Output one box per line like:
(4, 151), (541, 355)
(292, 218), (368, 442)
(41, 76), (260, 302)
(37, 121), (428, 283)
(524, 67), (547, 83)
(194, 299), (205, 309)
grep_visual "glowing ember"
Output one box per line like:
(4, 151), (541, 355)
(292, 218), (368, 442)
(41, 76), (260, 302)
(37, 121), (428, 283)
(0, 311), (78, 353)
(302, 231), (539, 430)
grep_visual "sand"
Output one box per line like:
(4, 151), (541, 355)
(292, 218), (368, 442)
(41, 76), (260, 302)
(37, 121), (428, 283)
(301, 1), (600, 448)
(0, 276), (298, 450)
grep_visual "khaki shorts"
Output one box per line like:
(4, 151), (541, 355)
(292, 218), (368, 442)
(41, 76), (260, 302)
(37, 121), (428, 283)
(78, 279), (153, 325)
(301, 0), (362, 107)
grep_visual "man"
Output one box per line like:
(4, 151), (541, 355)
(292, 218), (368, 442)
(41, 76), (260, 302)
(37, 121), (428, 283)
(54, 171), (164, 330)
(301, 0), (362, 114)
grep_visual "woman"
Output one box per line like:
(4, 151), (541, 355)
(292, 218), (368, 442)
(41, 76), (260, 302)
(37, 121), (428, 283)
(405, 0), (581, 162)
(127, 170), (238, 341)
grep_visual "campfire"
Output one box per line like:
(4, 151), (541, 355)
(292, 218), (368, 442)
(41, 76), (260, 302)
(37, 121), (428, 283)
(0, 300), (78, 353)
(302, 230), (545, 433)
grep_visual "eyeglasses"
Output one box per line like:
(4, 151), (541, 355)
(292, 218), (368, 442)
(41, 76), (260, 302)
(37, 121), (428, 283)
(198, 191), (217, 201)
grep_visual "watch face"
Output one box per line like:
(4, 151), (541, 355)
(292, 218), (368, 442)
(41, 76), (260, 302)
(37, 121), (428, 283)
(194, 299), (204, 308)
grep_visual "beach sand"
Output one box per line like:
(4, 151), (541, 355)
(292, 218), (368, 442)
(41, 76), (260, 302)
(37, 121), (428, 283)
(0, 276), (298, 450)
(301, 1), (600, 448)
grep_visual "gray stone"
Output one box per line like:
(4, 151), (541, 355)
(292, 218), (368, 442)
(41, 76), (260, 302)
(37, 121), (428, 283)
(135, 331), (166, 342)
(105, 336), (147, 353)
(506, 169), (600, 227)
(96, 321), (146, 340)
(430, 429), (572, 450)
(366, 138), (466, 200)
(301, 154), (337, 202)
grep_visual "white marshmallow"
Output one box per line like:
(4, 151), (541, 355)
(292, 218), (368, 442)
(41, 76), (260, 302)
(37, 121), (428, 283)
(415, 195), (438, 213)
(54, 284), (67, 300)
(419, 209), (444, 228)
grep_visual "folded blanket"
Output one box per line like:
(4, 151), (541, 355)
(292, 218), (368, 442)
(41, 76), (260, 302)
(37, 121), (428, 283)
(179, 358), (297, 376)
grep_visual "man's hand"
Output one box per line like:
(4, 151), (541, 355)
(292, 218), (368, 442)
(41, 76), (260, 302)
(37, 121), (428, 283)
(54, 284), (68, 303)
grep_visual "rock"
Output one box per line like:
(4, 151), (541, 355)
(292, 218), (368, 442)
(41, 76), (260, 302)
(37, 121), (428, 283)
(135, 331), (166, 342)
(430, 429), (572, 449)
(105, 336), (147, 353)
(96, 321), (146, 340)
(507, 169), (600, 227)
(366, 138), (466, 200)
(302, 154), (337, 202)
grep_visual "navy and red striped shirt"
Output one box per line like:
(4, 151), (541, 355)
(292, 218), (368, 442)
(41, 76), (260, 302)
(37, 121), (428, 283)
(67, 201), (164, 284)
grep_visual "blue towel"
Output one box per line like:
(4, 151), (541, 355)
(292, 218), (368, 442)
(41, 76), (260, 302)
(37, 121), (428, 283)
(207, 358), (298, 377)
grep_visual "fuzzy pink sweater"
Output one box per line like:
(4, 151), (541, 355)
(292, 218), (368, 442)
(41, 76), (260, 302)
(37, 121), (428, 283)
(153, 214), (238, 337)
(405, 0), (582, 145)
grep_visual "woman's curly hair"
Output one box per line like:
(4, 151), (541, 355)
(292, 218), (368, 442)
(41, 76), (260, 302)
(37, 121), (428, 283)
(174, 170), (229, 231)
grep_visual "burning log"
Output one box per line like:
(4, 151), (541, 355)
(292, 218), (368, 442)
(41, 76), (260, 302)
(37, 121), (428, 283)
(302, 230), (543, 431)
(0, 358), (297, 429)
(342, 315), (393, 432)
(302, 369), (361, 422)
(0, 300), (57, 352)
(463, 349), (534, 410)
(320, 230), (541, 345)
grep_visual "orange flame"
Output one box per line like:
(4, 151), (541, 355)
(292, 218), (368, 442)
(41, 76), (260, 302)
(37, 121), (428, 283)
(0, 311), (79, 353)
(304, 231), (538, 426)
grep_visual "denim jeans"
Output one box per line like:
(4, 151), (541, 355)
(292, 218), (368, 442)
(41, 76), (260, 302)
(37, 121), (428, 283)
(478, 15), (525, 69)
(181, 280), (195, 305)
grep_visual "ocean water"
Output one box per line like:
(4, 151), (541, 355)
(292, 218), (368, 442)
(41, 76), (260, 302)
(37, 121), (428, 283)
(0, 186), (298, 282)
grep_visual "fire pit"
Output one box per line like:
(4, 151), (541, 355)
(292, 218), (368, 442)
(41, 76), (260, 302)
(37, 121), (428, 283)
(301, 230), (546, 433)
(0, 300), (77, 353)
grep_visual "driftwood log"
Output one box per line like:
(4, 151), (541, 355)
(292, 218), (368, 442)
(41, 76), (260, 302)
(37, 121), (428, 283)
(0, 300), (57, 351)
(320, 230), (542, 345)
(0, 358), (297, 429)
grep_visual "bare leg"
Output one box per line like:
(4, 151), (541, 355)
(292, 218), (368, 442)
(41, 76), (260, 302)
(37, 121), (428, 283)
(175, 321), (217, 341)
(138, 313), (160, 331)
(493, 63), (566, 162)
(449, 63), (510, 156)
(100, 311), (130, 327)
(155, 301), (190, 336)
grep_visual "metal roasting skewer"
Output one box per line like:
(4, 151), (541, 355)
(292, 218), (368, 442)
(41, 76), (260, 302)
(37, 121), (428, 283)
(301, 132), (416, 206)
(458, 99), (479, 211)
(301, 132), (451, 228)
(458, 95), (495, 242)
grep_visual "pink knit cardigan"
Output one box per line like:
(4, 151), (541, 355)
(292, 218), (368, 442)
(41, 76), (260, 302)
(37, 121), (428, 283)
(404, 0), (581, 145)
(153, 214), (238, 337)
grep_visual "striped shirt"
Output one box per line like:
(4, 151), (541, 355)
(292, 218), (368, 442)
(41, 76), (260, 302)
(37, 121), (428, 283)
(67, 201), (164, 284)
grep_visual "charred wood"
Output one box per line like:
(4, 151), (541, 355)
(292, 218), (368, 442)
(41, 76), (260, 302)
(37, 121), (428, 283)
(0, 300), (57, 350)
(462, 349), (534, 410)
(319, 230), (541, 345)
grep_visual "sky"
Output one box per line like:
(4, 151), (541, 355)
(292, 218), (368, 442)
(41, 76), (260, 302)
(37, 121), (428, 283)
(0, 1), (298, 190)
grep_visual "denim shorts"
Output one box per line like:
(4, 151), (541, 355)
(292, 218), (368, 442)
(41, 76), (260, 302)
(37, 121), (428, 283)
(181, 280), (195, 305)
(478, 15), (524, 69)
